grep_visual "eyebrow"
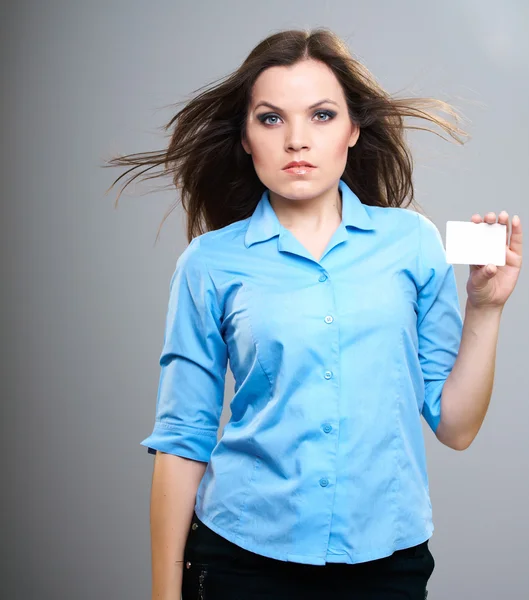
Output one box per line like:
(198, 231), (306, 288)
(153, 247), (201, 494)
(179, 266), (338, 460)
(253, 98), (339, 112)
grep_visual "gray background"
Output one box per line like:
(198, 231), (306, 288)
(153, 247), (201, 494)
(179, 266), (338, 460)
(3, 1), (528, 598)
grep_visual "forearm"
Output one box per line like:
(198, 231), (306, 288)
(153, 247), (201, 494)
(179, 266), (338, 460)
(150, 451), (207, 600)
(437, 299), (503, 450)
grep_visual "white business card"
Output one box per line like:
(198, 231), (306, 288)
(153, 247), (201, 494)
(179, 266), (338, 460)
(445, 221), (506, 266)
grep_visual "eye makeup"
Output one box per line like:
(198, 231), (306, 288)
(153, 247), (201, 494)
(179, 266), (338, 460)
(256, 109), (337, 126)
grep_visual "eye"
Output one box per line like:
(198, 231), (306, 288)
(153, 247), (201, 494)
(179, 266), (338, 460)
(314, 110), (335, 121)
(259, 114), (280, 126)
(257, 110), (336, 126)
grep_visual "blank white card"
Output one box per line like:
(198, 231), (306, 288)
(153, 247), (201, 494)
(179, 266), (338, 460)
(445, 221), (506, 266)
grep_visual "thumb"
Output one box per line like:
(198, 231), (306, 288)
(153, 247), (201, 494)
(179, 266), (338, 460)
(471, 264), (497, 286)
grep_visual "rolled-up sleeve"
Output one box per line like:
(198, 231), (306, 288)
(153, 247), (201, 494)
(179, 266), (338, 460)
(140, 238), (228, 462)
(416, 213), (463, 434)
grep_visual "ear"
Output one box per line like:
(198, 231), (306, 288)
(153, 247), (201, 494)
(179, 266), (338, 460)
(348, 122), (360, 148)
(241, 132), (251, 155)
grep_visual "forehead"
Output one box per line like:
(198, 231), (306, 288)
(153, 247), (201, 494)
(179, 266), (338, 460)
(250, 60), (344, 106)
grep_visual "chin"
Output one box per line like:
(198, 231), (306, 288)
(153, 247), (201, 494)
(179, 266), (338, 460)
(276, 184), (323, 202)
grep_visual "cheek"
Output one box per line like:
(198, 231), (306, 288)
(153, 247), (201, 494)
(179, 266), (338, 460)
(332, 131), (352, 159)
(247, 132), (275, 167)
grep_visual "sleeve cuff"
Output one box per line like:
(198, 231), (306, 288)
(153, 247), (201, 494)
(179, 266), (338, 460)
(422, 379), (445, 435)
(140, 421), (218, 462)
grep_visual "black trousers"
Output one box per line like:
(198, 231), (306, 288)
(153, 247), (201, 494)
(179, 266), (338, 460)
(182, 510), (435, 599)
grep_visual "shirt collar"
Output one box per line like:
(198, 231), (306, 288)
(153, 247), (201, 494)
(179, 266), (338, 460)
(244, 178), (375, 248)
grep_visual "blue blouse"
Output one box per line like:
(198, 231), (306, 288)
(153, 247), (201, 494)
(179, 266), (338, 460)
(140, 178), (463, 565)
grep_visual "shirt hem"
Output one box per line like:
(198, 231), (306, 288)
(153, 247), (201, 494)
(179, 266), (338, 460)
(194, 503), (434, 566)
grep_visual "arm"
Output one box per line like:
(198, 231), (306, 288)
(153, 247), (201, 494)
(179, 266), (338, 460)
(436, 302), (502, 451)
(436, 210), (522, 450)
(140, 238), (229, 598)
(149, 452), (207, 600)
(415, 213), (464, 449)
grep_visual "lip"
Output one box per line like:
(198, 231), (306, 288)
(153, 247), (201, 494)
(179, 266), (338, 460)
(283, 160), (316, 169)
(283, 165), (316, 175)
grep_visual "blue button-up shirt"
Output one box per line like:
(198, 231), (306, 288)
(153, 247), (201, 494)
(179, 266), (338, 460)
(140, 178), (463, 565)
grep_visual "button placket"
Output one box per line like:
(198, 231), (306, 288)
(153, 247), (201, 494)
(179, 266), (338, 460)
(323, 311), (334, 378)
(318, 269), (337, 500)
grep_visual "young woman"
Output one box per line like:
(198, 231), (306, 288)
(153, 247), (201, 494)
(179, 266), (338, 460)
(107, 27), (522, 600)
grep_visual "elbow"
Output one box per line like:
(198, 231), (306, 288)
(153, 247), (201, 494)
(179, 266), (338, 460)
(435, 420), (472, 451)
(453, 434), (474, 451)
(452, 439), (471, 451)
(438, 435), (470, 451)
(448, 432), (475, 451)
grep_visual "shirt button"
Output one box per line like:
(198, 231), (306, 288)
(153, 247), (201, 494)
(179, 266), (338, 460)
(324, 315), (334, 324)
(324, 371), (333, 379)
(323, 424), (332, 433)
(320, 478), (329, 487)
(318, 274), (328, 282)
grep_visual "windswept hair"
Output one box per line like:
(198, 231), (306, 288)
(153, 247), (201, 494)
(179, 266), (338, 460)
(103, 27), (469, 244)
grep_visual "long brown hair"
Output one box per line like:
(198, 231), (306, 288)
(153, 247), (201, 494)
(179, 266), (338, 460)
(103, 27), (469, 244)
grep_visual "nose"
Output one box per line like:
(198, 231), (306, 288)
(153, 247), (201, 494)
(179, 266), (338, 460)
(284, 119), (311, 152)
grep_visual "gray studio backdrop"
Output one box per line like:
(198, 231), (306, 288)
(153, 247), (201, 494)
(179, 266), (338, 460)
(4, 1), (528, 598)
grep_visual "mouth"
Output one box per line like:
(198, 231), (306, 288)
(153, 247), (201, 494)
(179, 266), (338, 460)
(283, 161), (316, 170)
(283, 165), (316, 175)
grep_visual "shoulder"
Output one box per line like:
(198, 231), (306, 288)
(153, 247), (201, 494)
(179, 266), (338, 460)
(186, 219), (249, 260)
(365, 205), (428, 241)
(414, 211), (443, 238)
(176, 219), (250, 281)
(373, 206), (443, 239)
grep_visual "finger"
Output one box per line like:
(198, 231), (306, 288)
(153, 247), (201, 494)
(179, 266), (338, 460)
(484, 211), (497, 224)
(509, 215), (523, 257)
(498, 210), (509, 245)
(472, 262), (497, 284)
(469, 264), (485, 274)
(484, 264), (498, 277)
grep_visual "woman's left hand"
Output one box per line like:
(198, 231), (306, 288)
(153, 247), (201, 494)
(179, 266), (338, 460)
(466, 211), (523, 310)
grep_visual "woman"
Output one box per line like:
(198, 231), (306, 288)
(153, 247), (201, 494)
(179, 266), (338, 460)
(106, 27), (522, 600)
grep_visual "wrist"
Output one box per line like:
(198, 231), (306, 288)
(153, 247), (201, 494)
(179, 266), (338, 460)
(465, 299), (504, 318)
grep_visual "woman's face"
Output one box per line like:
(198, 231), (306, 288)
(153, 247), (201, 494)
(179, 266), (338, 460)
(242, 59), (359, 202)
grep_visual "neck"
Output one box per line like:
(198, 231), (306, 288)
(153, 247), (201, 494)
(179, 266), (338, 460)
(269, 186), (343, 232)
